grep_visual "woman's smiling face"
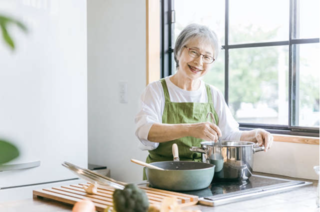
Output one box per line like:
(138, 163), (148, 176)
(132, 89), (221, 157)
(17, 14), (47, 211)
(177, 37), (215, 80)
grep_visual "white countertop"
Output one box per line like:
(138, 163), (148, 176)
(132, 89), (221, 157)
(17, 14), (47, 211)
(0, 173), (318, 212)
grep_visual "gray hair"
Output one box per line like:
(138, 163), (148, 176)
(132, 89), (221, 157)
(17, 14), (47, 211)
(174, 23), (220, 68)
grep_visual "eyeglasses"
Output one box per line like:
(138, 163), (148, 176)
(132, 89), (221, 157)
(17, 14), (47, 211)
(184, 46), (215, 64)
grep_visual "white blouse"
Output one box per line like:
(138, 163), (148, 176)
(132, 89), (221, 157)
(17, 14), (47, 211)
(135, 77), (242, 151)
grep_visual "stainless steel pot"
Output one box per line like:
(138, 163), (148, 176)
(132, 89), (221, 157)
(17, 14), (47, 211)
(190, 141), (264, 182)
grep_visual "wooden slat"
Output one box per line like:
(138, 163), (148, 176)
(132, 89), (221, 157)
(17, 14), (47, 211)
(52, 187), (113, 203)
(33, 182), (199, 212)
(43, 188), (112, 207)
(273, 134), (319, 145)
(87, 182), (198, 202)
(66, 185), (161, 204)
(88, 183), (187, 203)
(33, 189), (111, 212)
(85, 184), (183, 204)
(33, 189), (80, 205)
(84, 182), (196, 203)
(66, 185), (113, 196)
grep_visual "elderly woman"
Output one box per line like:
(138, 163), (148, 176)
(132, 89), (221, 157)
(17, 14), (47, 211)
(135, 23), (273, 179)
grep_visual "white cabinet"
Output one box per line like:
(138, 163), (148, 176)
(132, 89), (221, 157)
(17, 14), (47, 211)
(0, 0), (87, 188)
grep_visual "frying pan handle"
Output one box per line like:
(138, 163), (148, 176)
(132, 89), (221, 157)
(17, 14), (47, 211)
(172, 143), (180, 161)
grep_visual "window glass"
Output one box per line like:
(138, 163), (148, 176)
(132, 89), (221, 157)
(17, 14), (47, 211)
(292, 44), (320, 127)
(203, 49), (225, 95)
(229, 46), (289, 125)
(172, 0), (319, 134)
(175, 0), (225, 45)
(294, 0), (320, 39)
(229, 0), (289, 44)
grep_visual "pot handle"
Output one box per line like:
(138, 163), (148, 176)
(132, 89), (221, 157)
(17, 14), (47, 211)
(253, 144), (265, 153)
(190, 147), (207, 154)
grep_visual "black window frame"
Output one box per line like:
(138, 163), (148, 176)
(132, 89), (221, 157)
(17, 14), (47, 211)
(161, 0), (320, 137)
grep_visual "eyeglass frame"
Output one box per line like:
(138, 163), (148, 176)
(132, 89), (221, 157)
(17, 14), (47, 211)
(184, 46), (215, 64)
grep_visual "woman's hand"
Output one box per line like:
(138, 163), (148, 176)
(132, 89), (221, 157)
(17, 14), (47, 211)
(189, 122), (222, 142)
(241, 129), (273, 152)
(254, 129), (273, 151)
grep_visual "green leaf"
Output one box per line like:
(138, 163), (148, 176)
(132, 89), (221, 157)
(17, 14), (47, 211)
(0, 140), (20, 165)
(0, 15), (10, 23)
(0, 24), (15, 49)
(0, 14), (28, 50)
(14, 20), (28, 33)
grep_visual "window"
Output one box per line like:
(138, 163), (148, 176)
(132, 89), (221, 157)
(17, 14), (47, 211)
(161, 0), (320, 136)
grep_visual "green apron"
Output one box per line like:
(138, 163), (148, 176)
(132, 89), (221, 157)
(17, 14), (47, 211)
(143, 78), (219, 180)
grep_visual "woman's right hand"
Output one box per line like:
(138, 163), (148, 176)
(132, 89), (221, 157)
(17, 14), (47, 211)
(189, 122), (222, 142)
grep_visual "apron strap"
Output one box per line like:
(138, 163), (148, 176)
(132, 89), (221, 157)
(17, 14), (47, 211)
(205, 84), (212, 103)
(205, 84), (220, 125)
(160, 78), (171, 103)
(160, 79), (219, 125)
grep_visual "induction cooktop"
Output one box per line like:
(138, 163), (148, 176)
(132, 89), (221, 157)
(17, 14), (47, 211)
(181, 174), (312, 206)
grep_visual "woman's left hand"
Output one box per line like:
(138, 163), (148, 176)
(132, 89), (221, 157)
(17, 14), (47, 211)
(254, 129), (273, 152)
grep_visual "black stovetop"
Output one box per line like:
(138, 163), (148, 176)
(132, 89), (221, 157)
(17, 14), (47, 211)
(181, 174), (308, 198)
(142, 174), (311, 206)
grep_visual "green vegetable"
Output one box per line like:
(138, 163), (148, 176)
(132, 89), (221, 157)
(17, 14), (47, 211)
(113, 184), (149, 212)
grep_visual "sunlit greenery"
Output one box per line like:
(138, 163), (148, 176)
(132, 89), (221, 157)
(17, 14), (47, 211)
(204, 26), (281, 115)
(176, 24), (319, 126)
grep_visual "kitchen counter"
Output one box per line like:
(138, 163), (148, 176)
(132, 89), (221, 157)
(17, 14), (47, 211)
(0, 173), (318, 212)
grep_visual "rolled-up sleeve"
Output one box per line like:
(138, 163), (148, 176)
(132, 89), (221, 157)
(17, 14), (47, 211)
(135, 83), (162, 150)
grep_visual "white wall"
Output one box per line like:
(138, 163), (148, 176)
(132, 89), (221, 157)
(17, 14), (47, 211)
(88, 0), (148, 182)
(253, 141), (319, 180)
(0, 0), (88, 188)
(87, 1), (319, 182)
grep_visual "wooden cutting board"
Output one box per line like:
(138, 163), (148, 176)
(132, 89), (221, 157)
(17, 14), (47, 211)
(33, 182), (199, 211)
